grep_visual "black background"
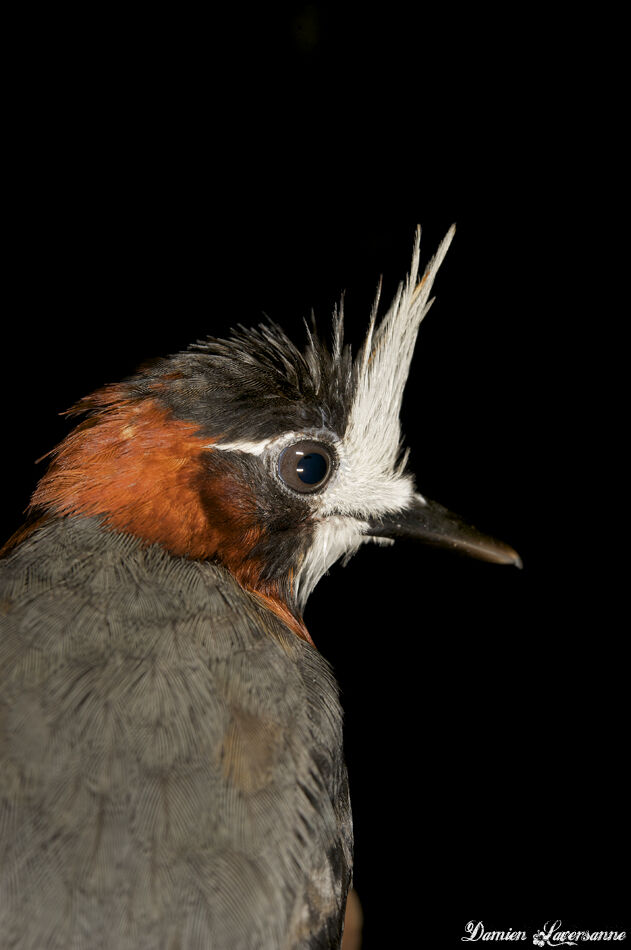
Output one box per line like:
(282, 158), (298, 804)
(3, 5), (626, 946)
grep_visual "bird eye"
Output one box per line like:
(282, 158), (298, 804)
(278, 440), (334, 494)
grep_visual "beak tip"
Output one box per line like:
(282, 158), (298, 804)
(483, 542), (522, 569)
(507, 550), (523, 570)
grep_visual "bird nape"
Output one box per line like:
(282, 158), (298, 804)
(0, 225), (519, 949)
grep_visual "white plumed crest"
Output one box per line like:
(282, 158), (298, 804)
(349, 224), (456, 476)
(319, 224), (456, 519)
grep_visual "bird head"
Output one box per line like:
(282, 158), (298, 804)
(21, 225), (520, 643)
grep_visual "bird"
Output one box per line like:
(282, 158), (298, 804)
(0, 225), (520, 949)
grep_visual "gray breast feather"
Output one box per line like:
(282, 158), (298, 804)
(0, 517), (352, 949)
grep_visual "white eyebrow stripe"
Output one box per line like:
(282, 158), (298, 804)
(210, 430), (331, 456)
(209, 438), (273, 455)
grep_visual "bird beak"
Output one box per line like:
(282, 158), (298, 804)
(366, 494), (522, 568)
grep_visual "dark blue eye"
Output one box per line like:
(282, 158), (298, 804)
(297, 452), (328, 484)
(278, 440), (334, 493)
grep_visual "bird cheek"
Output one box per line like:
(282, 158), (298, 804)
(197, 473), (265, 577)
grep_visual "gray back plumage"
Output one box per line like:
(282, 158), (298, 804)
(0, 517), (352, 949)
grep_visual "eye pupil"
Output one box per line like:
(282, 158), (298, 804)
(278, 440), (335, 493)
(296, 452), (328, 485)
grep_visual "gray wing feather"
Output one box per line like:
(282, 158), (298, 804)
(0, 517), (352, 949)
